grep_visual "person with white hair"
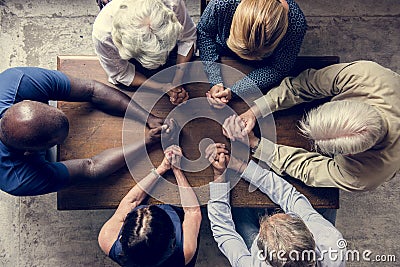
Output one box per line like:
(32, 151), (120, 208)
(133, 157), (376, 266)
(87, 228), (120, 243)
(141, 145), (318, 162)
(92, 0), (197, 105)
(222, 60), (400, 192)
(205, 143), (345, 267)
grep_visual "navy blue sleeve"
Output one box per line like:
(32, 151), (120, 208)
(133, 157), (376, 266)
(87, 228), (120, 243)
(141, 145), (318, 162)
(230, 0), (307, 96)
(197, 0), (238, 86)
(14, 67), (71, 103)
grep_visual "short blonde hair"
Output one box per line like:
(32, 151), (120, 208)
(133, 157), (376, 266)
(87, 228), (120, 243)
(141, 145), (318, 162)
(111, 0), (183, 69)
(299, 101), (385, 155)
(257, 213), (316, 266)
(227, 0), (289, 60)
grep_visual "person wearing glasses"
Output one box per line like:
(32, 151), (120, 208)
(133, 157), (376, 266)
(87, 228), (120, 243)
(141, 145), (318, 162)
(205, 143), (345, 266)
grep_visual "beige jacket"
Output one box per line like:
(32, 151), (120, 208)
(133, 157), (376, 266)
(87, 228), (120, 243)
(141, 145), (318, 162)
(253, 61), (400, 191)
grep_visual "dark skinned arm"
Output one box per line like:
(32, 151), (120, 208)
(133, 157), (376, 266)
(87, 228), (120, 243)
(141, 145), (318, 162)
(65, 75), (163, 128)
(61, 124), (165, 185)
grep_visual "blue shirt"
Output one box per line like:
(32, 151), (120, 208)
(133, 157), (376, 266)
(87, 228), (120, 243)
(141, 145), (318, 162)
(0, 67), (71, 196)
(197, 0), (307, 97)
(208, 161), (346, 267)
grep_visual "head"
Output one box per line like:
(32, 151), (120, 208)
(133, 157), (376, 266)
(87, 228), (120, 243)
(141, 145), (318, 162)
(227, 0), (289, 60)
(299, 101), (385, 156)
(119, 205), (176, 266)
(0, 100), (69, 151)
(257, 213), (316, 267)
(112, 0), (183, 69)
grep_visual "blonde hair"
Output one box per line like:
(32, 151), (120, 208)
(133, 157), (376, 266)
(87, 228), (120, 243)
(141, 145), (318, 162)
(227, 0), (289, 60)
(111, 0), (183, 69)
(257, 213), (316, 266)
(299, 101), (385, 155)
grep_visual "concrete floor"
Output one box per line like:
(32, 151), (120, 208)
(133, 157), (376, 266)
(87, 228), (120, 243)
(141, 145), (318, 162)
(0, 0), (399, 266)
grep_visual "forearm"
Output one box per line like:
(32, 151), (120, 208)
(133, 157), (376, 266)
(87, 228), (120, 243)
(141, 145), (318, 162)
(208, 182), (252, 266)
(252, 138), (353, 190)
(121, 167), (164, 206)
(173, 168), (200, 210)
(92, 81), (151, 122)
(231, 66), (284, 97)
(253, 65), (347, 117)
(172, 46), (194, 85)
(68, 137), (154, 181)
(240, 160), (301, 212)
(66, 75), (150, 123)
(241, 160), (341, 228)
(129, 71), (166, 92)
(197, 24), (223, 85)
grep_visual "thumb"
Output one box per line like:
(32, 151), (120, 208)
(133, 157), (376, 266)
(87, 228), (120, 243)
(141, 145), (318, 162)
(219, 152), (225, 165)
(215, 90), (228, 98)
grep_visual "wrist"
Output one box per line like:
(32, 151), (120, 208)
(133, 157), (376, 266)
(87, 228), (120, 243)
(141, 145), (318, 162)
(213, 174), (226, 183)
(172, 167), (182, 174)
(156, 165), (168, 176)
(249, 133), (260, 150)
(239, 160), (247, 174)
(145, 135), (157, 145)
(250, 105), (262, 119)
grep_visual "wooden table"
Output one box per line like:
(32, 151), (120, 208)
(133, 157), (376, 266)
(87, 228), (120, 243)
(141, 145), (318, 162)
(57, 55), (339, 210)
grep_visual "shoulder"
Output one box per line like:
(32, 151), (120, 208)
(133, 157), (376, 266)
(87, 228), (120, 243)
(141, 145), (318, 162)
(287, 0), (307, 32)
(209, 0), (240, 13)
(92, 0), (118, 40)
(316, 228), (346, 266)
(98, 215), (124, 256)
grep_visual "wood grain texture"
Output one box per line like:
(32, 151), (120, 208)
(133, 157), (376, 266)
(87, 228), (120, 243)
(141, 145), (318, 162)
(57, 55), (339, 210)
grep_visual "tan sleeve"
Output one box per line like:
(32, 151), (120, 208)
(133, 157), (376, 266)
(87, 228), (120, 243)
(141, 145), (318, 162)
(253, 62), (358, 117)
(253, 138), (360, 191)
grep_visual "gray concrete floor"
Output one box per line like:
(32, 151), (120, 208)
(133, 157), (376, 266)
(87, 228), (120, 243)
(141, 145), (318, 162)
(0, 0), (399, 266)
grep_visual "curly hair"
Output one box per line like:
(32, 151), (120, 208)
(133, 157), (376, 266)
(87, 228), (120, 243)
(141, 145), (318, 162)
(111, 0), (183, 69)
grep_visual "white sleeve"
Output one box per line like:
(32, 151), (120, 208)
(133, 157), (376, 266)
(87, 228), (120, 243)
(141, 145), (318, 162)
(174, 0), (197, 56)
(92, 35), (136, 87)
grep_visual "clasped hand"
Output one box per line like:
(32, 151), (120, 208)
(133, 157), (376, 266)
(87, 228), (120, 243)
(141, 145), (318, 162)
(158, 145), (183, 173)
(145, 118), (179, 145)
(222, 112), (258, 148)
(206, 83), (232, 109)
(165, 83), (189, 105)
(205, 143), (247, 182)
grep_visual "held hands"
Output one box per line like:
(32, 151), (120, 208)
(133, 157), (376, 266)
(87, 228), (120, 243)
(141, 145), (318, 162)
(158, 145), (183, 174)
(222, 114), (259, 149)
(205, 143), (248, 181)
(205, 143), (229, 180)
(165, 84), (189, 105)
(145, 118), (178, 144)
(146, 115), (164, 130)
(239, 108), (257, 136)
(206, 83), (232, 109)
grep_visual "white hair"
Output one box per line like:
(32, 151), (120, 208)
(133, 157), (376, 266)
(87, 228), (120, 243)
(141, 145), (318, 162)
(111, 0), (183, 69)
(299, 101), (384, 155)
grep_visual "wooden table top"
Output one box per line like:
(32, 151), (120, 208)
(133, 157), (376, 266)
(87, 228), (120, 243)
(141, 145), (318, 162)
(56, 55), (339, 210)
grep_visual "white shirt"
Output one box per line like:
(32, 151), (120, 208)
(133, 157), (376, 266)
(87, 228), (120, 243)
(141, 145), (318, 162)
(208, 161), (346, 267)
(92, 0), (197, 86)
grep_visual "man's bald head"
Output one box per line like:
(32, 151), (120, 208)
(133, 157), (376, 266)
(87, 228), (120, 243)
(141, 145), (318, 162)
(0, 100), (69, 151)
